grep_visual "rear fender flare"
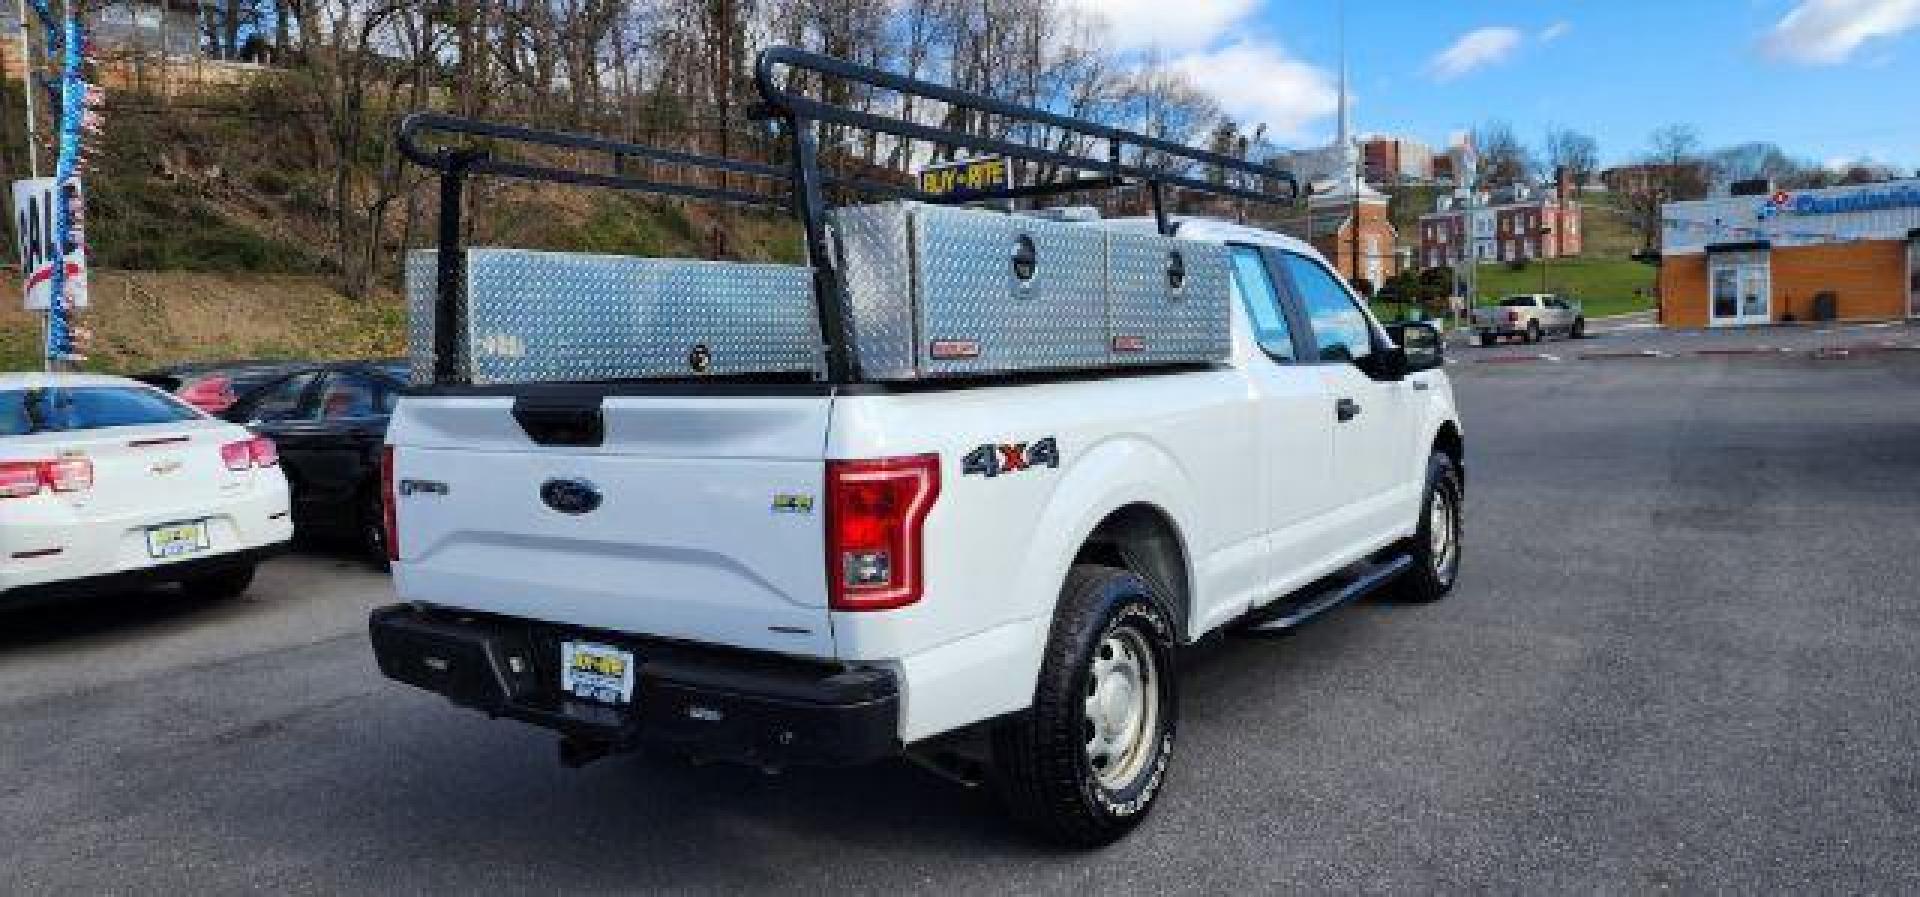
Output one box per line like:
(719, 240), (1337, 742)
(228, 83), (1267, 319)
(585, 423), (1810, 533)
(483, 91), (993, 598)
(1012, 434), (1198, 638)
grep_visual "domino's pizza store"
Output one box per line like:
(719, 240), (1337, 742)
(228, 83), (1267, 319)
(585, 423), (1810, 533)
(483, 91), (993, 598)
(1659, 180), (1920, 328)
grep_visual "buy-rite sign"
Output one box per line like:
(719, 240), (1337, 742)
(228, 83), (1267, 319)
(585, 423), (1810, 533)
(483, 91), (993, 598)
(918, 156), (1010, 197)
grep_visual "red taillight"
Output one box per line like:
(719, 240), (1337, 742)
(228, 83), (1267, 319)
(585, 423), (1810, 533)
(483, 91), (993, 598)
(0, 462), (42, 498)
(221, 440), (253, 471)
(45, 457), (92, 492)
(221, 437), (278, 471)
(250, 437), (279, 467)
(826, 454), (940, 611)
(381, 445), (398, 562)
(0, 458), (93, 498)
(1507, 310), (1520, 324)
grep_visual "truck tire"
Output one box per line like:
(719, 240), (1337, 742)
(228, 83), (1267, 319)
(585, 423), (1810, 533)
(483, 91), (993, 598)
(990, 565), (1178, 848)
(1478, 332), (1496, 348)
(1390, 452), (1462, 604)
(1526, 321), (1542, 344)
(181, 563), (257, 601)
(1571, 317), (1586, 339)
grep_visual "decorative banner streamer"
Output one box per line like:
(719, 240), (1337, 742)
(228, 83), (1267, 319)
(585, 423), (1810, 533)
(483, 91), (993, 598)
(41, 9), (96, 363)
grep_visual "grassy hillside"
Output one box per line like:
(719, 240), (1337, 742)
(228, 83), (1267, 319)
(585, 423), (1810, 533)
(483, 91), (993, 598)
(1, 272), (407, 373)
(0, 81), (807, 374)
(1474, 257), (1656, 317)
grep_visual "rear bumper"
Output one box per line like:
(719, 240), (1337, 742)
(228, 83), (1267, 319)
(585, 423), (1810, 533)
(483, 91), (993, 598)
(369, 604), (901, 767)
(0, 542), (287, 610)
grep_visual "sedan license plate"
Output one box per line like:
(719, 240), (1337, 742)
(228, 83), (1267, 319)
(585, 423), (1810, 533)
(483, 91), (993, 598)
(145, 521), (210, 559)
(560, 640), (637, 705)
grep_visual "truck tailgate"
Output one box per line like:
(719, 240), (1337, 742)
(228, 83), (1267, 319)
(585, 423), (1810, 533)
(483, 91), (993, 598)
(387, 394), (836, 658)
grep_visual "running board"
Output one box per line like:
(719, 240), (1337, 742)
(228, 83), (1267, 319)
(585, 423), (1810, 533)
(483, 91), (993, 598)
(1233, 554), (1415, 637)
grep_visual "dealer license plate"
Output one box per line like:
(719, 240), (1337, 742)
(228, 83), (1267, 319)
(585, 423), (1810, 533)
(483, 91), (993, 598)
(145, 521), (210, 559)
(560, 640), (637, 705)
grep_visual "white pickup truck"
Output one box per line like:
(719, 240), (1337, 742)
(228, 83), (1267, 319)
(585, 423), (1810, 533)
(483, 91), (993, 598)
(1472, 293), (1586, 345)
(369, 50), (1465, 847)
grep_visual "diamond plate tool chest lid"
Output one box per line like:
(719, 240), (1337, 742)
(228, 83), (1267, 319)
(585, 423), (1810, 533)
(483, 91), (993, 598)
(1104, 231), (1231, 366)
(406, 248), (820, 385)
(833, 202), (1110, 379)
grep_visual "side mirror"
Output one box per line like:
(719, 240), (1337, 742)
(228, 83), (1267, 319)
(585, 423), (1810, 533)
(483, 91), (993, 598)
(1386, 321), (1445, 374)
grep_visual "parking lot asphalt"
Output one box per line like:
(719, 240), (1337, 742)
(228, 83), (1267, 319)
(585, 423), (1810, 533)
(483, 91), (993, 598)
(7, 329), (1920, 893)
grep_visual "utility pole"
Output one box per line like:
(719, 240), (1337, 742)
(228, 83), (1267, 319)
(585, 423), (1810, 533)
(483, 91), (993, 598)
(15, 0), (38, 177)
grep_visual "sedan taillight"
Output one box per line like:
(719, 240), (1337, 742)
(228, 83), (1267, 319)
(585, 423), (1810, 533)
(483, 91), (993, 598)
(44, 457), (93, 492)
(0, 462), (42, 498)
(0, 457), (94, 498)
(222, 437), (278, 471)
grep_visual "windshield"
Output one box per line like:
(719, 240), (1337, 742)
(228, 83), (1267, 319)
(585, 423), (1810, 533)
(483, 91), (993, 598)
(0, 386), (202, 436)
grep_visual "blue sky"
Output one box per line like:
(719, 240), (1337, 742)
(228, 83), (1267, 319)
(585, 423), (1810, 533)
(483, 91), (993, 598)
(1070, 0), (1919, 171)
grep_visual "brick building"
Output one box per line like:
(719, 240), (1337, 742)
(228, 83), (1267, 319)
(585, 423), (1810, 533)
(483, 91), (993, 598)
(1658, 180), (1920, 327)
(1361, 137), (1434, 185)
(1417, 170), (1584, 270)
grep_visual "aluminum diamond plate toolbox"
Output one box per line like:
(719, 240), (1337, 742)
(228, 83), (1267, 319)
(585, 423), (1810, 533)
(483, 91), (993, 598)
(407, 248), (819, 384)
(832, 202), (1109, 378)
(1104, 231), (1231, 366)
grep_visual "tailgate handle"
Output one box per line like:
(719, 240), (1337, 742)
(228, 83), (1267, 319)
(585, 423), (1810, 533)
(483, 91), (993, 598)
(512, 398), (605, 447)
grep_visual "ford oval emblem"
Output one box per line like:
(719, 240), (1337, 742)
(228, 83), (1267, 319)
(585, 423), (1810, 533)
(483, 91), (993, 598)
(540, 478), (603, 515)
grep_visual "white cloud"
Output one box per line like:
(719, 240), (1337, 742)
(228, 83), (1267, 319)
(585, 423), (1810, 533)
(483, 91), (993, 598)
(1540, 21), (1572, 43)
(1061, 0), (1259, 52)
(1426, 27), (1525, 81)
(1762, 0), (1920, 65)
(1168, 41), (1339, 141)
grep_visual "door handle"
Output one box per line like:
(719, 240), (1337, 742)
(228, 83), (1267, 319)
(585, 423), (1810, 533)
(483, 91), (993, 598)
(1410, 379), (1431, 391)
(1336, 398), (1361, 422)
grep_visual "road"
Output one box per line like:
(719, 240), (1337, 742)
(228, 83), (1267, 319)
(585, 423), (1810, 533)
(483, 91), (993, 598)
(7, 328), (1920, 893)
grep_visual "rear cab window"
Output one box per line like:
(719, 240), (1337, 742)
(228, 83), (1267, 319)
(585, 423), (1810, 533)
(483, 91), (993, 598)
(1227, 246), (1297, 362)
(1499, 297), (1539, 308)
(0, 386), (201, 436)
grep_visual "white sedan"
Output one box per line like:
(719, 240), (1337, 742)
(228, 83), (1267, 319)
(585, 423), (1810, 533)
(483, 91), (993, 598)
(1, 372), (293, 609)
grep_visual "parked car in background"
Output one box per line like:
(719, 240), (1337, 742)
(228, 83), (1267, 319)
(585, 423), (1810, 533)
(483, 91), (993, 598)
(1472, 294), (1585, 346)
(1, 373), (292, 610)
(136, 360), (306, 416)
(221, 360), (408, 562)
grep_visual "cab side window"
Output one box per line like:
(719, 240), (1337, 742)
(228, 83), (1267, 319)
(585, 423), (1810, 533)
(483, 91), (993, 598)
(1228, 246), (1296, 361)
(1277, 252), (1375, 363)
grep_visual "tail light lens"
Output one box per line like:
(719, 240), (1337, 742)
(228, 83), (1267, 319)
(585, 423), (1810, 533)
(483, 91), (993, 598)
(45, 457), (93, 492)
(249, 437), (279, 467)
(221, 440), (253, 471)
(826, 454), (940, 611)
(380, 445), (398, 562)
(0, 462), (43, 498)
(221, 437), (278, 471)
(0, 457), (93, 498)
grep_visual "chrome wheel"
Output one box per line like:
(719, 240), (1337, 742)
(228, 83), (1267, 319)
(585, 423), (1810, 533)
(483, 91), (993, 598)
(1083, 626), (1161, 790)
(1429, 484), (1459, 585)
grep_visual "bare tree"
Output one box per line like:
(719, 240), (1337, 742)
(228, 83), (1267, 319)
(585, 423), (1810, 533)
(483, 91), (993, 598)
(1472, 121), (1535, 187)
(1543, 126), (1598, 186)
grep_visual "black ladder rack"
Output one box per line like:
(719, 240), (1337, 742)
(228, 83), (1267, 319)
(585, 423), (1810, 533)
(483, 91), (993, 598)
(398, 45), (1302, 387)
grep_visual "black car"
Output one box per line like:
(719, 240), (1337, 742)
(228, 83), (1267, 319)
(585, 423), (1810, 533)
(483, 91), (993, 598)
(221, 360), (409, 563)
(133, 359), (309, 417)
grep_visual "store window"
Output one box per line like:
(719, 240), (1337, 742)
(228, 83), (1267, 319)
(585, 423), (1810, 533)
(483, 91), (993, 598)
(1709, 249), (1771, 327)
